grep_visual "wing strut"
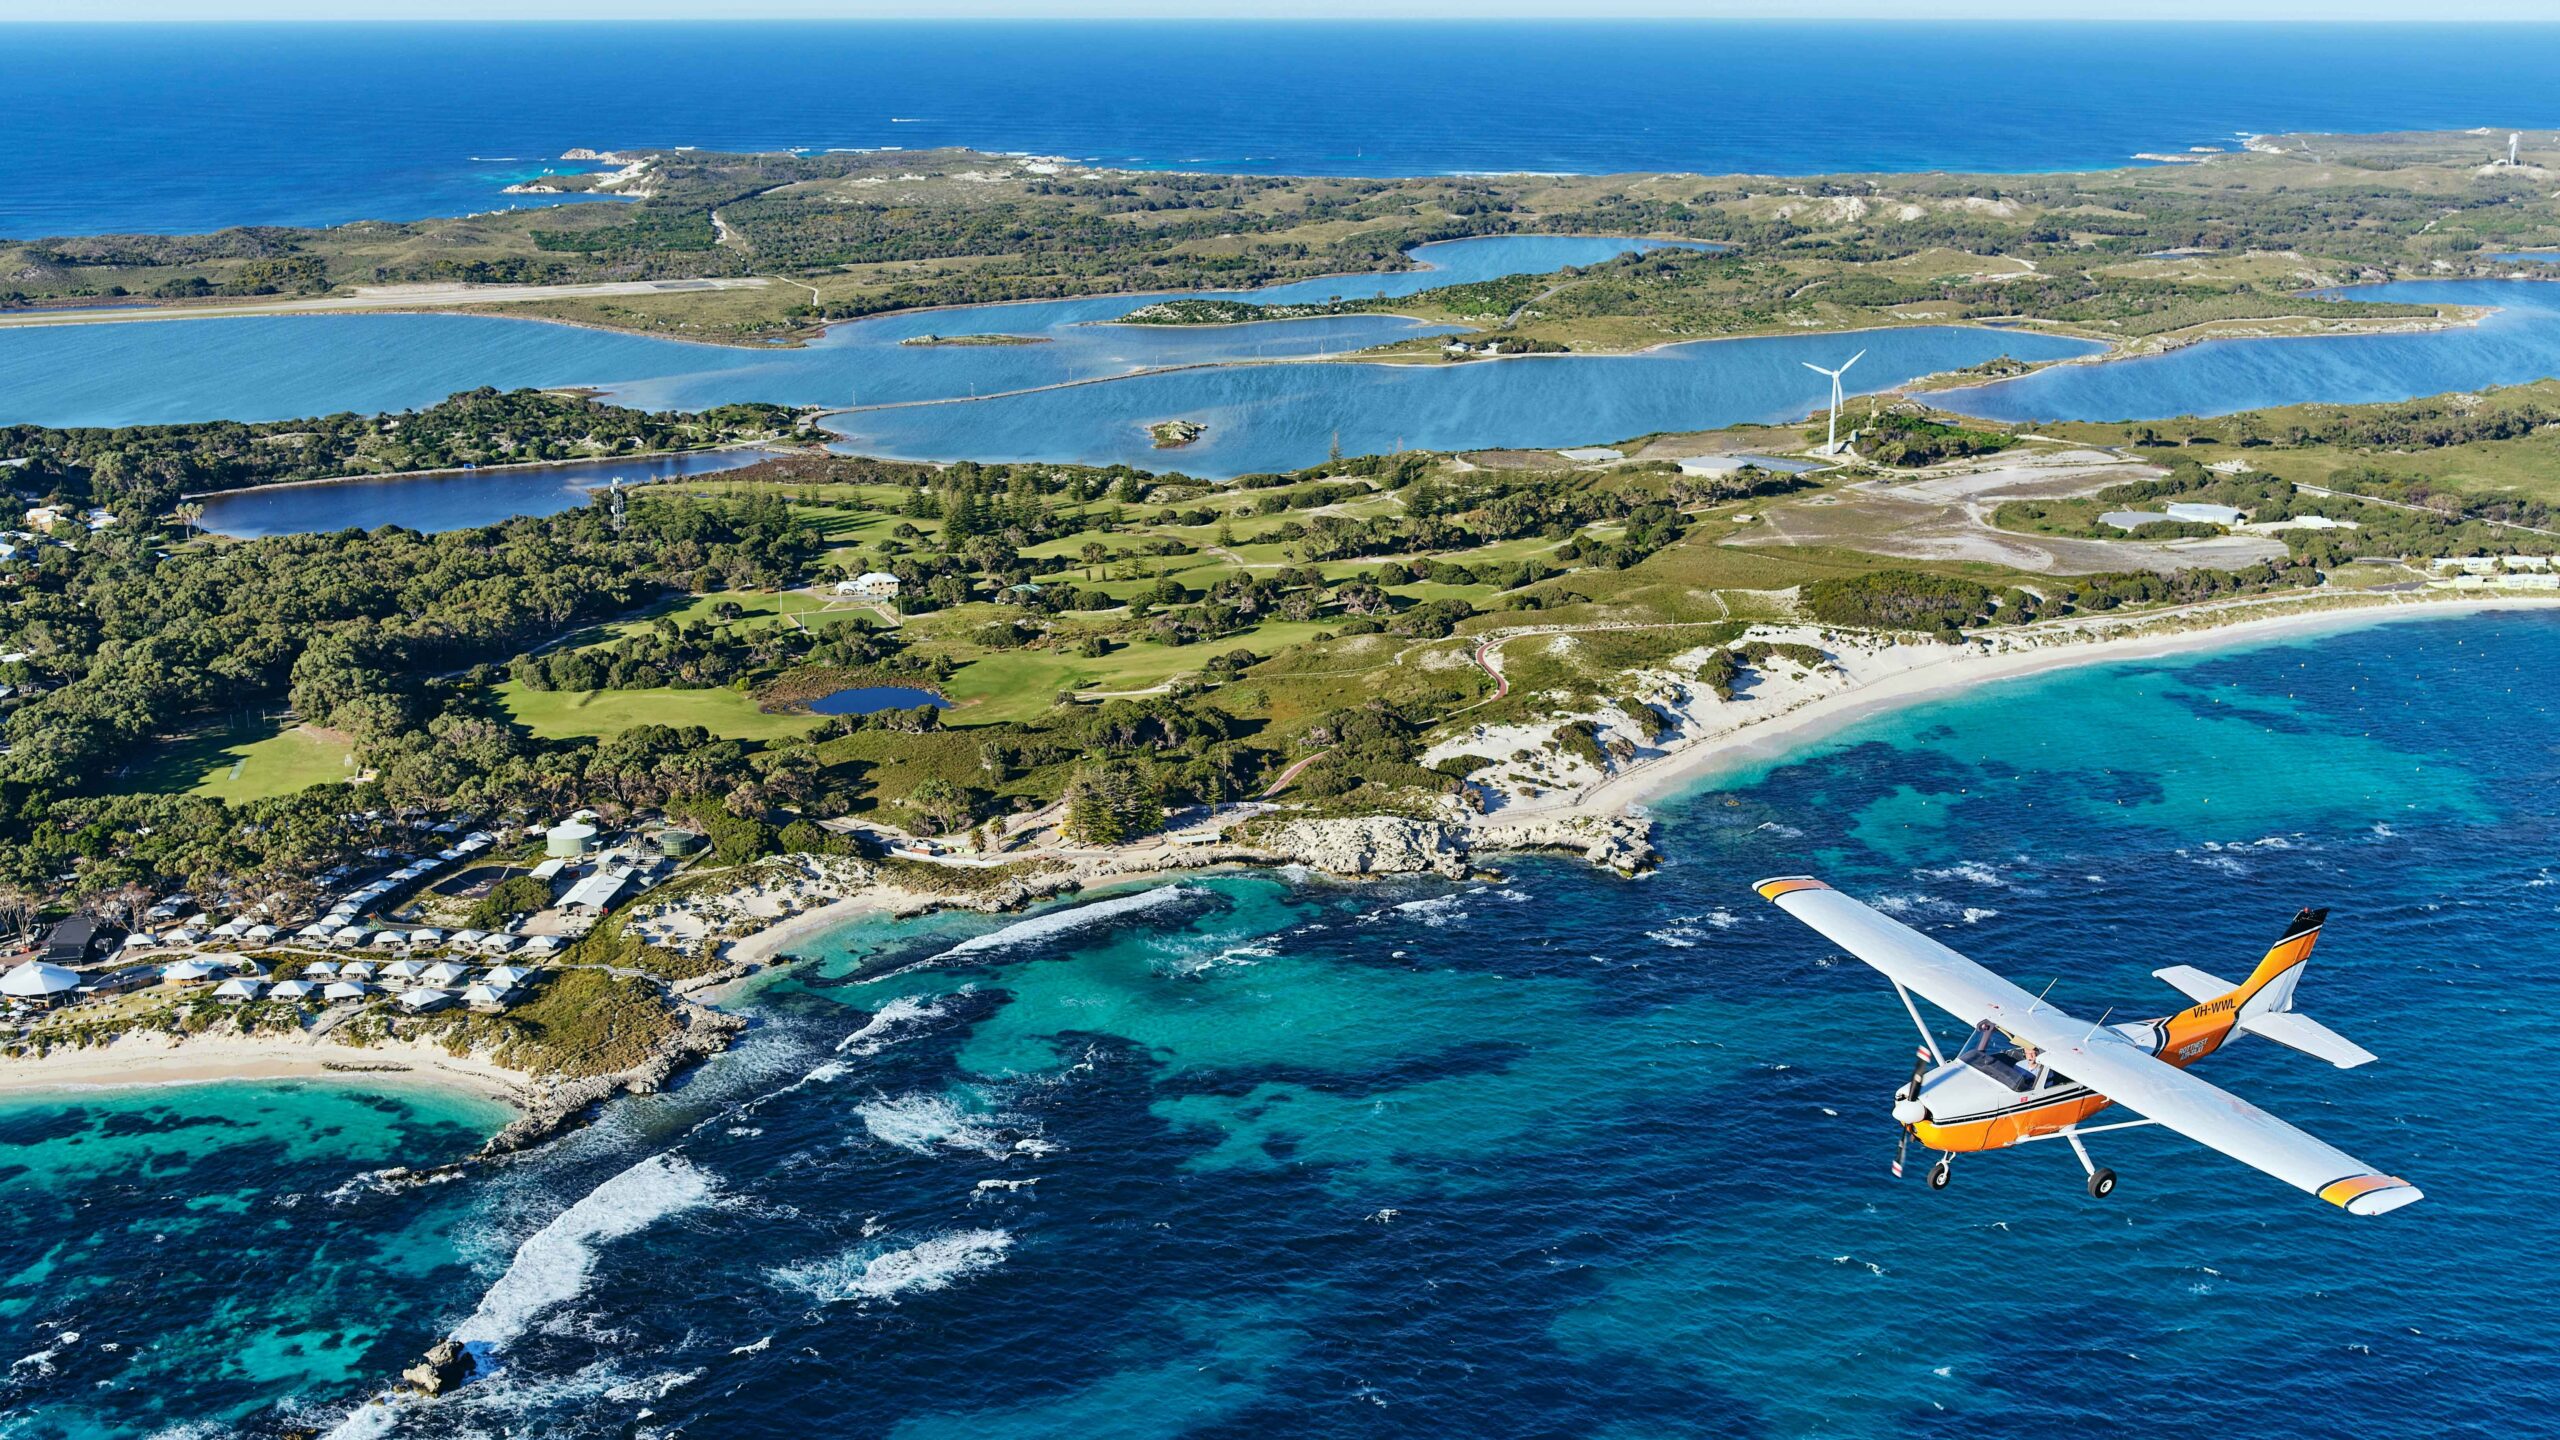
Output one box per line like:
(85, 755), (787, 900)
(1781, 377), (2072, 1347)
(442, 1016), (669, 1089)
(1892, 980), (1944, 1064)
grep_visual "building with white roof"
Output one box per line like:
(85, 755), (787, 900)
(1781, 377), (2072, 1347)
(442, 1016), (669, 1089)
(1, 960), (82, 1002)
(213, 977), (265, 1001)
(560, 870), (631, 914)
(398, 988), (454, 1013)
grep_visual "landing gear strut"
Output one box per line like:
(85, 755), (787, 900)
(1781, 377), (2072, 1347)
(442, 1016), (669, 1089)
(2065, 1127), (2117, 1200)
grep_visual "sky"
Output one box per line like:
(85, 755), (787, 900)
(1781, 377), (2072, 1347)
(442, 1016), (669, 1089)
(7, 2), (2560, 19)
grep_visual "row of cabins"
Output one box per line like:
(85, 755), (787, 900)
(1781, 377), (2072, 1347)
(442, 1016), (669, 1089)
(162, 958), (544, 1014)
(2, 955), (542, 1015)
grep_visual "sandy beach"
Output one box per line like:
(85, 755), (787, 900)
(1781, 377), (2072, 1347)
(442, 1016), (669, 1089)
(1529, 592), (2554, 823)
(0, 1029), (532, 1109)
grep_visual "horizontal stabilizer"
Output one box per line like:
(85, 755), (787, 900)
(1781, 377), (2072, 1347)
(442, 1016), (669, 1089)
(2154, 964), (2236, 1004)
(2240, 1011), (2378, 1069)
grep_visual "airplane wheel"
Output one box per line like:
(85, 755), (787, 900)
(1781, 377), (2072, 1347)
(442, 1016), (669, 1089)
(2088, 1168), (2117, 1200)
(1927, 1160), (1952, 1191)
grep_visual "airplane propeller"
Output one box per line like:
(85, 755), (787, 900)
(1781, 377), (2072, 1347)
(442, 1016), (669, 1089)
(1889, 1047), (1930, 1178)
(1893, 1048), (1930, 1125)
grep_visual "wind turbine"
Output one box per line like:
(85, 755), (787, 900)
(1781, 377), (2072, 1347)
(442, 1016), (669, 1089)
(1802, 349), (1866, 455)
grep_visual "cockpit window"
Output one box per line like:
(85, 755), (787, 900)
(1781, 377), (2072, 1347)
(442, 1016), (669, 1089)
(1957, 1021), (2039, 1093)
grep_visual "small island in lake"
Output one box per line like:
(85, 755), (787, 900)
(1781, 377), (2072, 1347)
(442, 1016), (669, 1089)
(898, 333), (1047, 347)
(1148, 418), (1207, 448)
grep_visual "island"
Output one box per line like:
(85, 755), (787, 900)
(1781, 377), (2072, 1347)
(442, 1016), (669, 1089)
(7, 128), (2560, 1153)
(3, 128), (2535, 359)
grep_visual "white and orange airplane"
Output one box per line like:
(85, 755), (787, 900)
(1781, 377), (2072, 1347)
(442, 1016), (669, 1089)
(1755, 875), (2422, 1216)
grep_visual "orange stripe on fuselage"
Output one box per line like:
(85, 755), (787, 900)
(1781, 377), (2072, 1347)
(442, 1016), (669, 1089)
(1912, 1090), (2116, 1152)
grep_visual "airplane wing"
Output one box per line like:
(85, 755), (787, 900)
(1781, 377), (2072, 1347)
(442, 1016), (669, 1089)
(1755, 876), (2422, 1216)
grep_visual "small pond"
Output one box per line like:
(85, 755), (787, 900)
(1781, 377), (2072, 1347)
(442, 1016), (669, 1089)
(805, 685), (950, 716)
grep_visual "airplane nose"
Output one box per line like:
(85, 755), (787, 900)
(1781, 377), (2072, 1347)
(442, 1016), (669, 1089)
(1892, 1097), (1929, 1125)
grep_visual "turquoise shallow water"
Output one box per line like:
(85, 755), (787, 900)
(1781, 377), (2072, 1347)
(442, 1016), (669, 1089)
(6, 609), (2554, 1437)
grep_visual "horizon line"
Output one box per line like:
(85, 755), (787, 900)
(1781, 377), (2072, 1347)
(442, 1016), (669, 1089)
(10, 14), (2560, 23)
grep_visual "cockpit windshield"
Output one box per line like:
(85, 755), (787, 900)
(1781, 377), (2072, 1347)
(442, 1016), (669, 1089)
(1956, 1020), (2040, 1093)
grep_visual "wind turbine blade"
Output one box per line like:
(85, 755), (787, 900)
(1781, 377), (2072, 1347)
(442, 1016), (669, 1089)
(1802, 362), (1833, 376)
(1843, 349), (1867, 372)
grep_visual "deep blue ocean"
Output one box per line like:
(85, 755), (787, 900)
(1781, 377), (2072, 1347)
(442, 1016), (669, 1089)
(6, 21), (2560, 236)
(6, 609), (2555, 1438)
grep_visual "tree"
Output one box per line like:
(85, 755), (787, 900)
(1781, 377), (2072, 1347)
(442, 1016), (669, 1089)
(907, 778), (973, 836)
(1062, 763), (1163, 846)
(0, 885), (38, 939)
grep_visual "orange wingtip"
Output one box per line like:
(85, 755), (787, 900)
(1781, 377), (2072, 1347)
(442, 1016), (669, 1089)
(2319, 1174), (2424, 1216)
(1754, 876), (1830, 901)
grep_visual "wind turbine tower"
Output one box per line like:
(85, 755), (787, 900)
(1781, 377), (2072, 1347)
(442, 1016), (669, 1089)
(2512, 133), (2523, 166)
(1801, 349), (1866, 455)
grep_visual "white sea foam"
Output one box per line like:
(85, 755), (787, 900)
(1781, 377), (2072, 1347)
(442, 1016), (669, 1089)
(1703, 909), (1739, 929)
(768, 1229), (1013, 1305)
(855, 1092), (1030, 1159)
(730, 1335), (773, 1356)
(1960, 908), (1999, 925)
(836, 995), (948, 1055)
(1646, 927), (1700, 949)
(1393, 894), (1468, 927)
(1920, 861), (2006, 888)
(451, 1153), (718, 1352)
(935, 886), (1191, 960)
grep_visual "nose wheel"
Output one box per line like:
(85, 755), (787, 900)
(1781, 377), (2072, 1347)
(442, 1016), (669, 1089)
(1927, 1158), (1952, 1190)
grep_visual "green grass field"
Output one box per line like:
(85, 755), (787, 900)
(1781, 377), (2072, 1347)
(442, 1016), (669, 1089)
(127, 723), (356, 802)
(496, 681), (827, 742)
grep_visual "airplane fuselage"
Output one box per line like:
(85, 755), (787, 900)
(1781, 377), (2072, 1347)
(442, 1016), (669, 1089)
(1908, 999), (2241, 1154)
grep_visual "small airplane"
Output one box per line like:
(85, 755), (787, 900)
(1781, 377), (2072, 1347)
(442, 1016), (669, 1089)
(1754, 876), (2422, 1216)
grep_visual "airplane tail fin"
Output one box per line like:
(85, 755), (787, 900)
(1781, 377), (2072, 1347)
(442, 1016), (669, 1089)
(2233, 906), (2326, 1018)
(2154, 907), (2375, 1069)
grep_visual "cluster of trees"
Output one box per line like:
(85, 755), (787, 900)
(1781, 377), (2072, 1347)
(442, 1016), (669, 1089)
(1804, 558), (2327, 639)
(1, 389), (795, 517)
(0, 494), (819, 820)
(1848, 412), (2016, 467)
(511, 611), (910, 694)
(1291, 474), (1682, 566)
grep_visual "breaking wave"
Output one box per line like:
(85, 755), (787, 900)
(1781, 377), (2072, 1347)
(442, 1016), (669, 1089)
(855, 1092), (1044, 1159)
(768, 1228), (1013, 1305)
(837, 995), (948, 1056)
(451, 1154), (718, 1353)
(934, 886), (1194, 960)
